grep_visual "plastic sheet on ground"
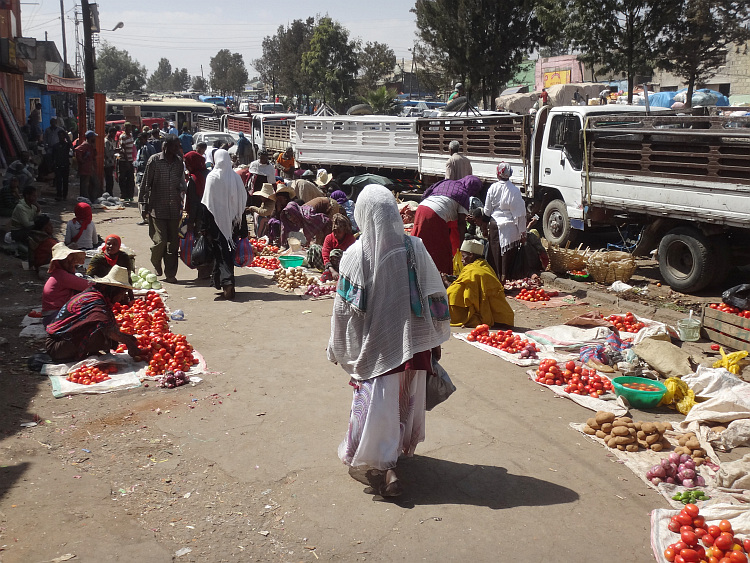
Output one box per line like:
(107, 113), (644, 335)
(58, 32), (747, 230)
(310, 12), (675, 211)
(21, 309), (46, 339)
(651, 504), (750, 562)
(525, 325), (612, 350)
(42, 351), (207, 398)
(246, 266), (278, 277)
(513, 294), (582, 309)
(453, 332), (558, 366)
(529, 371), (628, 415)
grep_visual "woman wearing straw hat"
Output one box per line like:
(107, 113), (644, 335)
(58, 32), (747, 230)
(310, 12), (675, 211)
(266, 184), (295, 244)
(247, 182), (277, 238)
(42, 243), (91, 325)
(45, 265), (140, 362)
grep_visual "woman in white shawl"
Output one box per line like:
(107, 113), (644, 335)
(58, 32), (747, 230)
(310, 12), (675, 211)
(200, 149), (248, 299)
(328, 184), (451, 497)
(482, 162), (527, 282)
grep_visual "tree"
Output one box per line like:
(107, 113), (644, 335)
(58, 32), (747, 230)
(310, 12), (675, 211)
(94, 42), (146, 92)
(117, 74), (144, 93)
(210, 49), (249, 95)
(147, 58), (173, 92)
(654, 0), (750, 107)
(548, 0), (663, 103)
(301, 17), (360, 111)
(172, 68), (190, 92)
(358, 41), (396, 93)
(362, 86), (401, 115)
(191, 76), (209, 92)
(254, 34), (282, 99)
(412, 0), (545, 109)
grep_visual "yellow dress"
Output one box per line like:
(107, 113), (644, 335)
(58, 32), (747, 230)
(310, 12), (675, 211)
(447, 258), (514, 327)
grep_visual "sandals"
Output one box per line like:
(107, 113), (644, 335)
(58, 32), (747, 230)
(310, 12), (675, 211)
(222, 285), (236, 300)
(379, 469), (403, 497)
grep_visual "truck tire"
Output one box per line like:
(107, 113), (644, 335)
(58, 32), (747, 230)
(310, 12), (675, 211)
(542, 199), (572, 246)
(709, 234), (732, 287)
(346, 104), (373, 115)
(658, 227), (714, 293)
(443, 96), (468, 112)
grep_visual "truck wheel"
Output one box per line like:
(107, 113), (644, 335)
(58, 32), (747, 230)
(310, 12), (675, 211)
(346, 104), (373, 115)
(709, 234), (732, 287)
(542, 199), (572, 246)
(658, 227), (714, 293)
(443, 96), (468, 112)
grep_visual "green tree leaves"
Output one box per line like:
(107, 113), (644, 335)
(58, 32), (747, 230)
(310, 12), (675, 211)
(94, 42), (147, 93)
(210, 49), (249, 95)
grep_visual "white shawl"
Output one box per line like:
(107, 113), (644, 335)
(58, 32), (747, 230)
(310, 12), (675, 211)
(201, 149), (246, 247)
(327, 184), (450, 380)
(483, 179), (527, 252)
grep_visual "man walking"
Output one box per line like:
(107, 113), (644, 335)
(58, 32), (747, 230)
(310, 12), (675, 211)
(74, 131), (98, 200)
(118, 122), (136, 201)
(103, 128), (117, 195)
(53, 130), (72, 200)
(139, 135), (185, 283)
(178, 127), (194, 154)
(236, 132), (252, 165)
(445, 140), (473, 180)
(43, 118), (64, 173)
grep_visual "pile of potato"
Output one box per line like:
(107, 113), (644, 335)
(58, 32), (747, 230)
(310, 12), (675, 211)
(583, 412), (673, 452)
(274, 267), (318, 292)
(674, 432), (707, 466)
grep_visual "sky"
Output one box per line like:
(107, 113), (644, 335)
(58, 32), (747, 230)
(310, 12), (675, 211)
(21, 0), (421, 80)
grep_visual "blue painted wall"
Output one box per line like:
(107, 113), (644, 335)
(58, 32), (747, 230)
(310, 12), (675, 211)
(23, 83), (56, 129)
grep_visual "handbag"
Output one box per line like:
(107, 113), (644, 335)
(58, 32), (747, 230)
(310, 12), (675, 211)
(178, 230), (195, 269)
(191, 233), (211, 267)
(233, 236), (253, 267)
(425, 358), (456, 411)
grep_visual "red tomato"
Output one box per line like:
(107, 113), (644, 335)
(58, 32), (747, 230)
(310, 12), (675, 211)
(679, 549), (701, 562)
(708, 526), (722, 539)
(715, 533), (734, 551)
(693, 516), (705, 529)
(743, 539), (750, 552)
(730, 553), (748, 563)
(684, 504), (700, 518)
(664, 548), (676, 562)
(682, 530), (698, 547)
(719, 520), (733, 534)
(694, 528), (707, 538)
(677, 512), (694, 526)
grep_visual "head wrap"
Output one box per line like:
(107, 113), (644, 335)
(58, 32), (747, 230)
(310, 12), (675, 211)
(71, 202), (92, 243)
(279, 201), (330, 245)
(103, 234), (122, 266)
(497, 162), (513, 180)
(327, 184), (450, 380)
(421, 175), (483, 211)
(330, 190), (348, 205)
(184, 150), (208, 197)
(201, 150), (247, 247)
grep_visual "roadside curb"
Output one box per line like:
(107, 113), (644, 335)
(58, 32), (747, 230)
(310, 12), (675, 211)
(541, 271), (688, 327)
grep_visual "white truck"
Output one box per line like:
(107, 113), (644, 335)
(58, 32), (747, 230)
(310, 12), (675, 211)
(197, 113), (297, 158)
(417, 106), (750, 292)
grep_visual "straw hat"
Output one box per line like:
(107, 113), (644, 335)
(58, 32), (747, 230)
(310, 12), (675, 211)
(50, 242), (85, 264)
(93, 265), (133, 289)
(254, 183), (277, 201)
(460, 239), (485, 256)
(316, 169), (332, 186)
(275, 184), (296, 198)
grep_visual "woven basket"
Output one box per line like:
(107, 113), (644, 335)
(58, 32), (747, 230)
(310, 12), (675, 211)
(548, 244), (588, 274)
(587, 251), (637, 284)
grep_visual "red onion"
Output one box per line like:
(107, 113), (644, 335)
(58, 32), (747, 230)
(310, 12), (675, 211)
(665, 477), (675, 484)
(681, 478), (695, 488)
(660, 459), (672, 470)
(651, 477), (663, 485)
(669, 452), (681, 465)
(651, 465), (666, 479)
(682, 460), (696, 471)
(695, 475), (706, 487)
(679, 454), (692, 464)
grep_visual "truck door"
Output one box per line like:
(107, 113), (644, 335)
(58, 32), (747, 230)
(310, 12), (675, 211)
(539, 112), (585, 218)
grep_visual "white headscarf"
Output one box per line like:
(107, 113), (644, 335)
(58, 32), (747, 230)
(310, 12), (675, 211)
(201, 149), (246, 247)
(327, 184), (450, 380)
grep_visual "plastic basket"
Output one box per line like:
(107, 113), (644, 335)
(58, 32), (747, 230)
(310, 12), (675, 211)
(587, 251), (637, 284)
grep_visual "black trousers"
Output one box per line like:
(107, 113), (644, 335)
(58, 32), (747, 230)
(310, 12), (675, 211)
(118, 160), (135, 199)
(54, 166), (70, 199)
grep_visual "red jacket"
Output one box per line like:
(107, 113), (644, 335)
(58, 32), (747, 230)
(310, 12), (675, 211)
(322, 232), (356, 267)
(74, 141), (96, 176)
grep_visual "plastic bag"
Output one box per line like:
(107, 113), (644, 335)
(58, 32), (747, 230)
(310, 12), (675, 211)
(233, 237), (253, 268)
(426, 359), (456, 411)
(191, 234), (211, 267)
(722, 284), (750, 311)
(658, 377), (696, 414)
(179, 230), (195, 269)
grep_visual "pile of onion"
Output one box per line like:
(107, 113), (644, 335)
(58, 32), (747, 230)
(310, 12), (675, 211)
(646, 453), (706, 488)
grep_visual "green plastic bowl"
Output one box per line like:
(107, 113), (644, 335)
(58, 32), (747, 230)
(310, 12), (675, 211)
(611, 376), (667, 409)
(278, 255), (304, 268)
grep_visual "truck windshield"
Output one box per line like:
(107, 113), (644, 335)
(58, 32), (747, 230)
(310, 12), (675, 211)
(548, 114), (583, 170)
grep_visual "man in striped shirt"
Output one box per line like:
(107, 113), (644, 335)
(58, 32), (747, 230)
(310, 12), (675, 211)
(118, 122), (136, 202)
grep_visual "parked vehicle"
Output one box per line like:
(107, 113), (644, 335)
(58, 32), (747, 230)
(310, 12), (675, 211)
(105, 97), (219, 132)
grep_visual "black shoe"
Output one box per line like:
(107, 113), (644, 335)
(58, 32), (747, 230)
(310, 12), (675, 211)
(154, 266), (163, 276)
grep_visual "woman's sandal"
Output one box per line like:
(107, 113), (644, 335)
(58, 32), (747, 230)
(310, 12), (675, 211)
(379, 469), (403, 497)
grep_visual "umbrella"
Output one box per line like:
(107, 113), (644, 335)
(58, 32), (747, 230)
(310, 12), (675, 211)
(343, 174), (394, 201)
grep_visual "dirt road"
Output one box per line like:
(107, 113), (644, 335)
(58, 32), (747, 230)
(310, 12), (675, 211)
(1, 202), (679, 562)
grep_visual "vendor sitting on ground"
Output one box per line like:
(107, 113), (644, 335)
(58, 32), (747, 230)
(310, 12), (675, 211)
(319, 213), (356, 277)
(10, 185), (40, 245)
(42, 243), (90, 325)
(45, 265), (139, 362)
(87, 234), (135, 278)
(266, 185), (295, 245)
(65, 202), (98, 250)
(330, 189), (358, 232)
(443, 239), (514, 328)
(279, 200), (332, 249)
(246, 183), (277, 238)
(28, 214), (58, 270)
(0, 176), (21, 217)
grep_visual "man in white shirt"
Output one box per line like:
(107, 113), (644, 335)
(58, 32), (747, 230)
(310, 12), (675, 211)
(248, 150), (276, 192)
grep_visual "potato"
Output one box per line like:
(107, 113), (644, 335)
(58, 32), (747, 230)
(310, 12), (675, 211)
(615, 435), (635, 445)
(637, 438), (648, 448)
(641, 422), (656, 434)
(677, 435), (689, 446)
(626, 444), (639, 452)
(628, 428), (637, 436)
(583, 425), (596, 435)
(663, 422), (673, 431)
(612, 420), (630, 428)
(612, 426), (630, 437)
(607, 437), (618, 448)
(693, 457), (705, 466)
(601, 423), (613, 434)
(650, 442), (664, 452)
(633, 422), (642, 431)
(685, 439), (701, 450)
(596, 430), (607, 439)
(636, 430), (646, 440)
(616, 444), (626, 451)
(692, 449), (705, 458)
(711, 426), (727, 434)
(653, 422), (664, 433)
(618, 417), (633, 423)
(595, 411), (616, 425)
(645, 433), (661, 445)
(586, 418), (601, 430)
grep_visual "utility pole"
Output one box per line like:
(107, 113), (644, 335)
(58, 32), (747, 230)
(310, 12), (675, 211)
(59, 0), (68, 72)
(81, 0), (95, 98)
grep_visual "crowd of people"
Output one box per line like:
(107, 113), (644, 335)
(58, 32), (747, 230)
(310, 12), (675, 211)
(1, 118), (557, 499)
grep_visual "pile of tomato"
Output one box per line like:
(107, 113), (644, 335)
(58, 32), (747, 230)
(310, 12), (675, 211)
(622, 381), (661, 392)
(606, 312), (646, 333)
(466, 325), (540, 357)
(569, 269), (588, 277)
(515, 288), (558, 302)
(250, 256), (281, 270)
(67, 363), (116, 385)
(664, 503), (748, 563)
(708, 303), (750, 319)
(535, 359), (613, 397)
(250, 238), (267, 253)
(113, 291), (199, 377)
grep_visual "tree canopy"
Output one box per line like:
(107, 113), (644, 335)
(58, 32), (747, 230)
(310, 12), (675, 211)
(358, 42), (396, 94)
(362, 86), (401, 115)
(191, 76), (209, 92)
(210, 49), (249, 95)
(94, 42), (147, 93)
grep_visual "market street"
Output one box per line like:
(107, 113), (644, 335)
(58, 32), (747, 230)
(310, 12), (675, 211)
(0, 202), (691, 563)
